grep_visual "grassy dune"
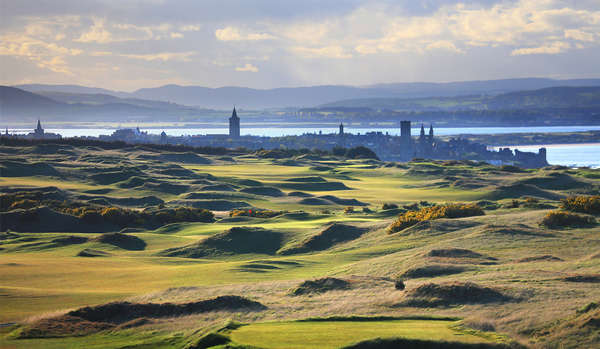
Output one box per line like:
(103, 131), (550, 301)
(1, 143), (599, 348)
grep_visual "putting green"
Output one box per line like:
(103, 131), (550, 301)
(229, 319), (495, 349)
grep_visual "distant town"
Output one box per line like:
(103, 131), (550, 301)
(4, 107), (548, 168)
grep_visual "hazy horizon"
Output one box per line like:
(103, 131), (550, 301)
(2, 0), (599, 91)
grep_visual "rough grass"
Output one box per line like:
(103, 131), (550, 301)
(19, 296), (265, 338)
(280, 223), (369, 254)
(1, 145), (600, 348)
(290, 277), (351, 296)
(93, 233), (147, 251)
(158, 227), (285, 258)
(399, 265), (469, 279)
(400, 282), (512, 307)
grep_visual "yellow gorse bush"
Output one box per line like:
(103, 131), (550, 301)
(541, 210), (596, 228)
(387, 203), (484, 234)
(560, 195), (600, 215)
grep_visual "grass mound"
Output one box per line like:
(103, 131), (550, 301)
(93, 233), (146, 251)
(159, 152), (211, 164)
(529, 302), (600, 348)
(159, 227), (285, 257)
(77, 248), (111, 257)
(402, 282), (511, 307)
(481, 224), (551, 237)
(89, 169), (140, 185)
(50, 236), (88, 245)
(291, 277), (351, 295)
(485, 183), (563, 201)
(143, 182), (190, 194)
(299, 197), (334, 205)
(278, 181), (350, 191)
(400, 265), (469, 279)
(0, 160), (61, 177)
(280, 223), (369, 255)
(341, 338), (518, 349)
(17, 315), (113, 338)
(318, 195), (367, 206)
(68, 295), (265, 323)
(169, 199), (250, 211)
(77, 194), (164, 207)
(562, 274), (600, 283)
(521, 173), (589, 190)
(0, 206), (107, 233)
(515, 255), (563, 263)
(201, 184), (238, 192)
(427, 248), (486, 259)
(190, 332), (231, 349)
(284, 176), (327, 182)
(236, 260), (302, 273)
(288, 191), (314, 197)
(234, 179), (263, 187)
(20, 296), (265, 338)
(240, 186), (285, 197)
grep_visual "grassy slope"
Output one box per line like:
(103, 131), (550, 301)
(1, 145), (599, 348)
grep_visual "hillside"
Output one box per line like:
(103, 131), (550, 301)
(0, 86), (220, 123)
(0, 140), (599, 348)
(15, 78), (600, 110)
(319, 86), (600, 111)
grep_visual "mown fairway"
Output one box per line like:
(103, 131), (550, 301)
(229, 319), (497, 349)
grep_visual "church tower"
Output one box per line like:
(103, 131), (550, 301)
(34, 119), (44, 138)
(339, 122), (344, 136)
(229, 107), (240, 137)
(428, 124), (434, 143)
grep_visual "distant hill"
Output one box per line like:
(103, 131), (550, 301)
(0, 86), (219, 123)
(14, 78), (600, 110)
(0, 86), (65, 113)
(15, 84), (127, 97)
(364, 78), (600, 97)
(33, 91), (205, 112)
(319, 86), (600, 111)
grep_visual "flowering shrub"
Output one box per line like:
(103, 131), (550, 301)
(541, 210), (595, 228)
(387, 203), (484, 234)
(560, 196), (600, 215)
(229, 209), (282, 218)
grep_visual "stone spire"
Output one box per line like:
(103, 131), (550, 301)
(229, 106), (240, 137)
(429, 124), (434, 141)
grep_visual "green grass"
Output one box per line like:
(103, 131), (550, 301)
(229, 319), (496, 349)
(1, 145), (599, 348)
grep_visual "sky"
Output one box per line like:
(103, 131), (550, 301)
(1, 0), (599, 91)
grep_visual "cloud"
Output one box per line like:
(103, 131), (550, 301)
(564, 29), (595, 42)
(510, 41), (570, 55)
(425, 40), (464, 53)
(75, 18), (112, 43)
(292, 45), (352, 59)
(235, 63), (259, 72)
(0, 32), (80, 74)
(75, 19), (180, 43)
(180, 24), (201, 32)
(121, 51), (196, 62)
(215, 26), (275, 41)
(90, 51), (112, 56)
